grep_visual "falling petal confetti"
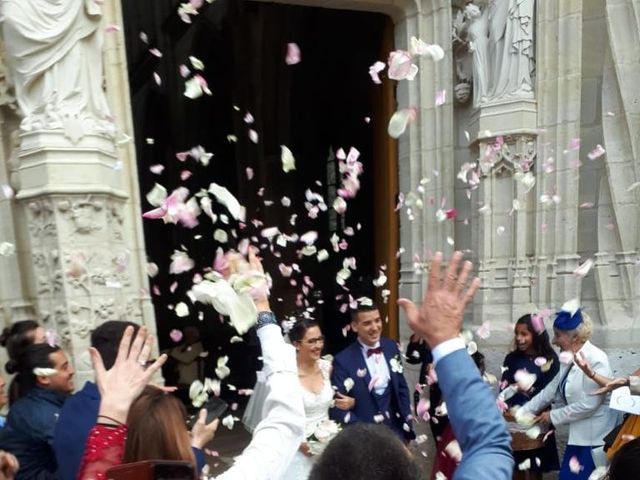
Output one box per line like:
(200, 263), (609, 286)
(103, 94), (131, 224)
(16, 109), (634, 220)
(169, 250), (195, 274)
(1, 184), (14, 199)
(559, 351), (574, 364)
(587, 144), (605, 160)
(369, 61), (386, 84)
(410, 36), (445, 61)
(435, 89), (446, 106)
(175, 302), (189, 317)
(281, 145), (296, 172)
(496, 226), (506, 236)
(514, 370), (537, 392)
(475, 321), (491, 340)
(388, 107), (417, 138)
(573, 258), (594, 278)
(0, 242), (15, 257)
(285, 43), (301, 65)
(387, 50), (419, 81)
(569, 456), (582, 474)
(343, 378), (355, 392)
(215, 356), (231, 379)
(249, 129), (259, 144)
(189, 56), (205, 70)
(209, 183), (245, 221)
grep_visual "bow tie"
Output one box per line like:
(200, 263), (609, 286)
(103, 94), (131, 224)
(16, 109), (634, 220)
(366, 346), (383, 357)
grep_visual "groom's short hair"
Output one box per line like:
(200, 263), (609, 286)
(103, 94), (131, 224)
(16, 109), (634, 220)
(309, 424), (421, 480)
(349, 302), (379, 322)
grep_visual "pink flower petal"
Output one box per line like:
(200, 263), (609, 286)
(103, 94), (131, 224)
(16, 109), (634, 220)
(573, 258), (594, 278)
(149, 164), (165, 175)
(387, 50), (418, 81)
(285, 43), (301, 65)
(245, 167), (254, 180)
(369, 61), (386, 84)
(435, 89), (446, 106)
(587, 144), (605, 160)
(170, 329), (183, 343)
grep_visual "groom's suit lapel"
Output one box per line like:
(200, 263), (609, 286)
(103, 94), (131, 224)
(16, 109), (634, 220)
(348, 341), (382, 413)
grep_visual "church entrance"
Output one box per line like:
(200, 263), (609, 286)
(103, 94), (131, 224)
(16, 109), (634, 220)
(121, 0), (398, 396)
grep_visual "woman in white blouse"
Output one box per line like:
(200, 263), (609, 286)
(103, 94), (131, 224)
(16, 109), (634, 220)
(520, 305), (619, 480)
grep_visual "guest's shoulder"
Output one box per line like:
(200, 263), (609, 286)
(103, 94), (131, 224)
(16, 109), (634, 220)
(585, 341), (609, 363)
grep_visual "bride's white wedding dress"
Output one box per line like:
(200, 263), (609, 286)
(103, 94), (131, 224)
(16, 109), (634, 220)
(280, 358), (334, 480)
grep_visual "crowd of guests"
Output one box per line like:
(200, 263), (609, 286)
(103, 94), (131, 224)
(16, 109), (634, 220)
(0, 251), (637, 480)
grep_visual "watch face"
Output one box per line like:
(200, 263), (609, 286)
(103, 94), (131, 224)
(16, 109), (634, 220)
(257, 311), (276, 327)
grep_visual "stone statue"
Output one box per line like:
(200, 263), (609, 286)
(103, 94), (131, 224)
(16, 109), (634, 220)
(488, 0), (535, 100)
(464, 3), (491, 106)
(0, 0), (114, 138)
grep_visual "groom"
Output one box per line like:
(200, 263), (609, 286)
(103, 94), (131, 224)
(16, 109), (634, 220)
(330, 303), (415, 441)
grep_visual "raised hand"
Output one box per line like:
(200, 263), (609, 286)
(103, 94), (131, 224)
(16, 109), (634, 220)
(573, 351), (595, 377)
(191, 409), (220, 449)
(398, 251), (480, 349)
(90, 326), (167, 424)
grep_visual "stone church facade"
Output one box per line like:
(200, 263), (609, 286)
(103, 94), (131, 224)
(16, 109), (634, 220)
(1, 0), (638, 393)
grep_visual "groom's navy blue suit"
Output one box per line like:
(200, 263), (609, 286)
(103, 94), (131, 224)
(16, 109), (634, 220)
(329, 337), (415, 441)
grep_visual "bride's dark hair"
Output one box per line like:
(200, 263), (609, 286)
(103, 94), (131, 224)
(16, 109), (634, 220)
(288, 317), (320, 344)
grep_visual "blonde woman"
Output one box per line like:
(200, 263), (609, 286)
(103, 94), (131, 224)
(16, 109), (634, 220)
(520, 306), (619, 480)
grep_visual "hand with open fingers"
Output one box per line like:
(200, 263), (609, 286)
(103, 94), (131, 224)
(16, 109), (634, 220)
(334, 392), (355, 411)
(191, 409), (220, 449)
(592, 377), (628, 395)
(573, 351), (595, 378)
(91, 325), (167, 424)
(534, 410), (551, 425)
(0, 450), (19, 480)
(398, 251), (480, 349)
(247, 247), (270, 312)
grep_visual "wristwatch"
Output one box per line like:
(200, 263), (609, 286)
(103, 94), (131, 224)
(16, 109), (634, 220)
(256, 311), (277, 329)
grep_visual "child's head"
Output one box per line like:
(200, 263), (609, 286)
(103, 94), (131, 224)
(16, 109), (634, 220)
(513, 314), (555, 358)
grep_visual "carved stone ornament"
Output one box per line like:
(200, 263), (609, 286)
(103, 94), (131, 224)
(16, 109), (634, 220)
(57, 197), (104, 235)
(27, 200), (57, 240)
(478, 135), (536, 178)
(0, 40), (17, 111)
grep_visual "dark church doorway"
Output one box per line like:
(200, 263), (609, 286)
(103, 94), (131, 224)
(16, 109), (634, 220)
(121, 0), (399, 400)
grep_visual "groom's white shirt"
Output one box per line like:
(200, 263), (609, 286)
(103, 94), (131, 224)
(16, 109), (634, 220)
(358, 339), (390, 395)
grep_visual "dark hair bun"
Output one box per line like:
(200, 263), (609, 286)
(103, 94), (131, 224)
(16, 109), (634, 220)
(5, 359), (18, 375)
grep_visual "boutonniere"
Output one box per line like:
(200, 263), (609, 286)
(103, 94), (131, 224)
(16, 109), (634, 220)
(390, 354), (404, 374)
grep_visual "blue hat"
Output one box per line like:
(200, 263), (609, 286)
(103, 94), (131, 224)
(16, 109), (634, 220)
(553, 309), (583, 331)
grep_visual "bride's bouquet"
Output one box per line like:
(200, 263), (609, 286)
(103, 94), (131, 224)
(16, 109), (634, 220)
(306, 419), (341, 456)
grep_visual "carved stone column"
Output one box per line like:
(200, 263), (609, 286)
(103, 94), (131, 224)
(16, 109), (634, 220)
(466, 100), (537, 336)
(1, 1), (156, 386)
(12, 132), (149, 384)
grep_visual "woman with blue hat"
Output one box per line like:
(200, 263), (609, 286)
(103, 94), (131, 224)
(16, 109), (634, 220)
(517, 300), (620, 480)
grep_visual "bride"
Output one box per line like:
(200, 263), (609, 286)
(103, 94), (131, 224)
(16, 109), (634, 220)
(281, 318), (355, 479)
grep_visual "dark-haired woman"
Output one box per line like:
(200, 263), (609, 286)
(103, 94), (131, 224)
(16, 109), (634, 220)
(0, 320), (46, 405)
(500, 314), (560, 480)
(282, 318), (354, 480)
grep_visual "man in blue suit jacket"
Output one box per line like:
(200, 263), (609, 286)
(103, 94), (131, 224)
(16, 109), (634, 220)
(330, 304), (415, 441)
(311, 251), (513, 480)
